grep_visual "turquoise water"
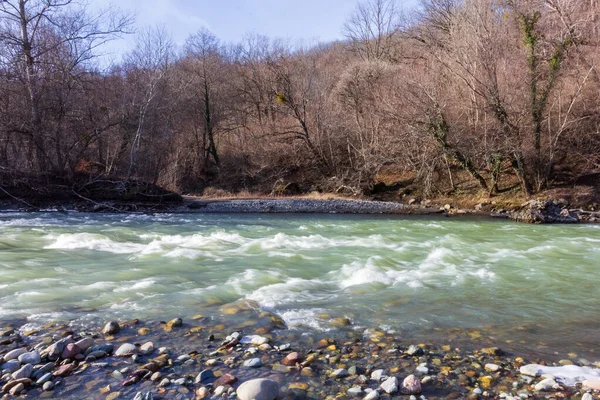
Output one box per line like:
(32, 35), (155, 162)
(1, 212), (599, 358)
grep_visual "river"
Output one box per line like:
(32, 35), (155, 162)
(1, 212), (599, 360)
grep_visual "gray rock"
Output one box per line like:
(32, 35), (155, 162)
(364, 391), (380, 400)
(371, 369), (386, 381)
(380, 377), (398, 394)
(331, 368), (349, 378)
(406, 345), (424, 356)
(45, 338), (74, 360)
(89, 344), (114, 355)
(74, 338), (94, 352)
(582, 393), (594, 400)
(36, 372), (53, 385)
(519, 364), (541, 377)
(195, 369), (214, 384)
(114, 343), (136, 357)
(1, 359), (21, 373)
(4, 348), (27, 361)
(243, 358), (262, 368)
(12, 363), (33, 380)
(133, 393), (154, 400)
(174, 378), (186, 385)
(102, 321), (120, 335)
(236, 378), (280, 400)
(43, 381), (54, 391)
(347, 387), (362, 397)
(534, 377), (558, 391)
(18, 350), (41, 365)
(415, 365), (429, 375)
(158, 378), (170, 387)
(139, 342), (154, 356)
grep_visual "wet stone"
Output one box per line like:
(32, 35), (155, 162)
(236, 378), (280, 400)
(115, 343), (136, 357)
(3, 348), (27, 362)
(12, 364), (33, 380)
(380, 376), (398, 394)
(1, 360), (21, 374)
(102, 321), (120, 335)
(401, 374), (422, 395)
(243, 358), (262, 368)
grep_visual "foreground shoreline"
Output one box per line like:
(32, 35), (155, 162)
(2, 311), (600, 400)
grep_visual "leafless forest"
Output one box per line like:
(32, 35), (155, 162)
(1, 0), (599, 200)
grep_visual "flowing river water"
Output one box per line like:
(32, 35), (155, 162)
(1, 212), (599, 361)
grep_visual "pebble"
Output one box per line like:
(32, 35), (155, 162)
(174, 378), (186, 385)
(12, 363), (33, 380)
(167, 317), (183, 328)
(36, 372), (53, 385)
(282, 352), (301, 366)
(139, 342), (154, 355)
(213, 373), (237, 387)
(61, 343), (81, 359)
(74, 338), (94, 352)
(364, 391), (380, 400)
(102, 321), (120, 335)
(115, 343), (137, 356)
(158, 378), (170, 387)
(236, 378), (280, 400)
(371, 369), (387, 381)
(584, 379), (600, 390)
(195, 369), (214, 384)
(196, 387), (210, 399)
(534, 377), (558, 391)
(4, 348), (27, 362)
(1, 359), (21, 373)
(485, 363), (500, 372)
(582, 393), (594, 400)
(380, 377), (398, 394)
(406, 345), (424, 356)
(243, 357), (262, 368)
(43, 381), (54, 391)
(401, 374), (422, 395)
(17, 350), (41, 365)
(347, 386), (363, 397)
(251, 336), (269, 346)
(9, 382), (25, 395)
(331, 368), (350, 378)
(53, 363), (75, 377)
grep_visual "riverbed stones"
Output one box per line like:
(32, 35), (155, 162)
(236, 378), (279, 400)
(1, 359), (21, 374)
(102, 321), (120, 335)
(74, 338), (94, 352)
(282, 352), (301, 366)
(139, 342), (154, 356)
(243, 357), (262, 368)
(17, 350), (40, 365)
(166, 318), (183, 328)
(61, 343), (81, 359)
(380, 377), (398, 394)
(534, 377), (559, 391)
(12, 364), (33, 380)
(213, 373), (237, 387)
(406, 345), (424, 356)
(371, 369), (387, 381)
(53, 363), (75, 377)
(364, 390), (380, 400)
(115, 343), (137, 357)
(3, 348), (27, 362)
(331, 368), (349, 378)
(401, 374), (422, 395)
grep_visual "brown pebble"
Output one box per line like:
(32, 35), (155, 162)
(213, 373), (237, 388)
(282, 352), (302, 366)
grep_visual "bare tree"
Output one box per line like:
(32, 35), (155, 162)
(0, 0), (132, 173)
(343, 0), (404, 62)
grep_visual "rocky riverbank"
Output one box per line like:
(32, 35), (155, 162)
(2, 308), (600, 400)
(2, 193), (600, 223)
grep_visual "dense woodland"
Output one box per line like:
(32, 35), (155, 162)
(1, 0), (599, 200)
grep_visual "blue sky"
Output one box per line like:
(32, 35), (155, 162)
(91, 0), (418, 61)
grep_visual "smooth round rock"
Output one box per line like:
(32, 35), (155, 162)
(243, 358), (262, 368)
(102, 321), (120, 335)
(401, 374), (422, 395)
(12, 364), (33, 380)
(18, 351), (41, 365)
(115, 343), (137, 357)
(236, 378), (280, 400)
(4, 348), (27, 362)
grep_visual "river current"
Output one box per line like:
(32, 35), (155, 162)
(1, 212), (599, 359)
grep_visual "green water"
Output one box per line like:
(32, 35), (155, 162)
(1, 212), (599, 358)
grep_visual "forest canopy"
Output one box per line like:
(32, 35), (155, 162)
(1, 0), (599, 198)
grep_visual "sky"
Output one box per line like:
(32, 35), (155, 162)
(90, 0), (418, 62)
